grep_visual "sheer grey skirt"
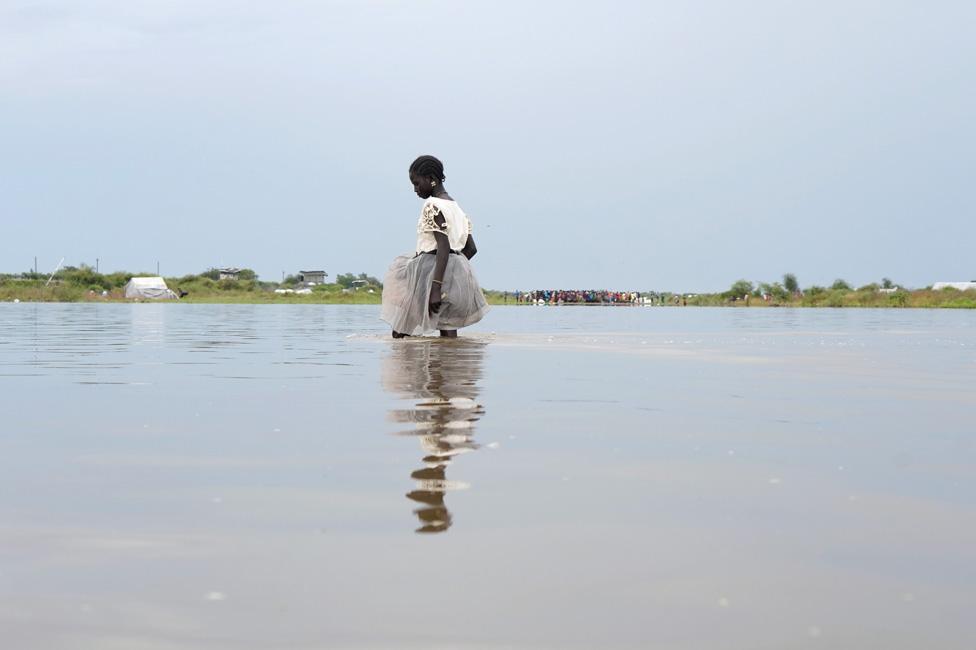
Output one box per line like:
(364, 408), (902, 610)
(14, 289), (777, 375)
(381, 253), (490, 335)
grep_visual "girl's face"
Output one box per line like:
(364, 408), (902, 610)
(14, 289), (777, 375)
(410, 172), (435, 199)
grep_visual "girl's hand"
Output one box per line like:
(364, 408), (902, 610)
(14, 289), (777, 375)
(428, 290), (442, 315)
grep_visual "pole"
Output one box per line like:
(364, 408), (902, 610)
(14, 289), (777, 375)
(45, 257), (65, 287)
(156, 261), (160, 276)
(96, 258), (99, 274)
(34, 256), (37, 275)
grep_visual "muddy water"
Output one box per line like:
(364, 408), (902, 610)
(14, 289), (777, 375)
(0, 304), (973, 649)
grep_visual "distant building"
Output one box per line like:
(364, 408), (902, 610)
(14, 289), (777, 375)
(932, 282), (976, 291)
(299, 270), (328, 285)
(218, 267), (241, 281)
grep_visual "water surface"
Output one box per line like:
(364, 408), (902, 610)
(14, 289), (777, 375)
(1, 304), (973, 649)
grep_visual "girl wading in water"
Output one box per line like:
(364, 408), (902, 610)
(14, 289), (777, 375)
(381, 155), (489, 338)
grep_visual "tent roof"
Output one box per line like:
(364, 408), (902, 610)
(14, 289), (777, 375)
(933, 282), (976, 291)
(126, 277), (169, 288)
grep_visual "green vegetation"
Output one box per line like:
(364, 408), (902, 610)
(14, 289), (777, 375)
(726, 279), (754, 300)
(0, 265), (385, 304)
(783, 273), (799, 294)
(2, 266), (973, 309)
(681, 275), (976, 309)
(197, 267), (258, 281)
(336, 272), (382, 289)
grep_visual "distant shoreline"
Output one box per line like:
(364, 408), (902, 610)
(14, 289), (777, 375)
(2, 269), (974, 309)
(3, 292), (974, 309)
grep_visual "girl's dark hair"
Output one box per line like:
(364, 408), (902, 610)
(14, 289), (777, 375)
(409, 155), (445, 182)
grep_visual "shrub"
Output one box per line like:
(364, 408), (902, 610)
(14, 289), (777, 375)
(887, 292), (908, 307)
(824, 290), (848, 307)
(944, 298), (976, 308)
(726, 279), (753, 300)
(783, 273), (799, 294)
(103, 272), (131, 289)
(57, 265), (108, 290)
(337, 272), (382, 289)
(759, 282), (790, 302)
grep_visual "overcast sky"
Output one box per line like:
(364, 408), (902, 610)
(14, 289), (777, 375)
(2, 1), (973, 291)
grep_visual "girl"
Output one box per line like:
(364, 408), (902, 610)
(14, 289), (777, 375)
(381, 156), (489, 338)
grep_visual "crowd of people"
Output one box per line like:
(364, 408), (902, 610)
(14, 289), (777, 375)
(509, 290), (666, 305)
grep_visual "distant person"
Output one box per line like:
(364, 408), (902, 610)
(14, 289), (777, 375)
(381, 155), (489, 338)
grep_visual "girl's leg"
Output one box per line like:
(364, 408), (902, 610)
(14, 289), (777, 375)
(439, 329), (458, 338)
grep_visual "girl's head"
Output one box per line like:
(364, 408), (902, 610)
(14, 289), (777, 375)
(409, 155), (445, 199)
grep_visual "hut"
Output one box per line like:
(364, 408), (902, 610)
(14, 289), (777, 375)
(299, 270), (328, 285)
(218, 267), (241, 281)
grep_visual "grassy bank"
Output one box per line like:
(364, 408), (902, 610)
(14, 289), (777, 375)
(0, 267), (516, 306)
(2, 268), (973, 308)
(680, 276), (976, 309)
(683, 288), (976, 309)
(0, 282), (515, 306)
(0, 277), (385, 304)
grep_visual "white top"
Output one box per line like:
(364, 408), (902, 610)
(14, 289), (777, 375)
(415, 197), (472, 254)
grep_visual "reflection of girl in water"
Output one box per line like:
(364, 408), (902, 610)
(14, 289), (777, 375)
(381, 155), (490, 339)
(382, 339), (486, 534)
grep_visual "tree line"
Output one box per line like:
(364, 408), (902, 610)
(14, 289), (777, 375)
(726, 274), (898, 301)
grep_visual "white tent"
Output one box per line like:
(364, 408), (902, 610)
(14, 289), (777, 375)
(933, 282), (976, 291)
(124, 277), (178, 300)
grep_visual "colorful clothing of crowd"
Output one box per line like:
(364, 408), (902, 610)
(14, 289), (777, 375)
(512, 290), (651, 305)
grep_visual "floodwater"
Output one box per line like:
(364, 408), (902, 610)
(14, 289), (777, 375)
(1, 304), (973, 649)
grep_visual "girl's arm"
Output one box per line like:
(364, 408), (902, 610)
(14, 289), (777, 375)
(428, 213), (450, 315)
(461, 234), (477, 259)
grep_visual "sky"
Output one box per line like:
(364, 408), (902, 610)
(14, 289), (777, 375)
(1, 0), (973, 292)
